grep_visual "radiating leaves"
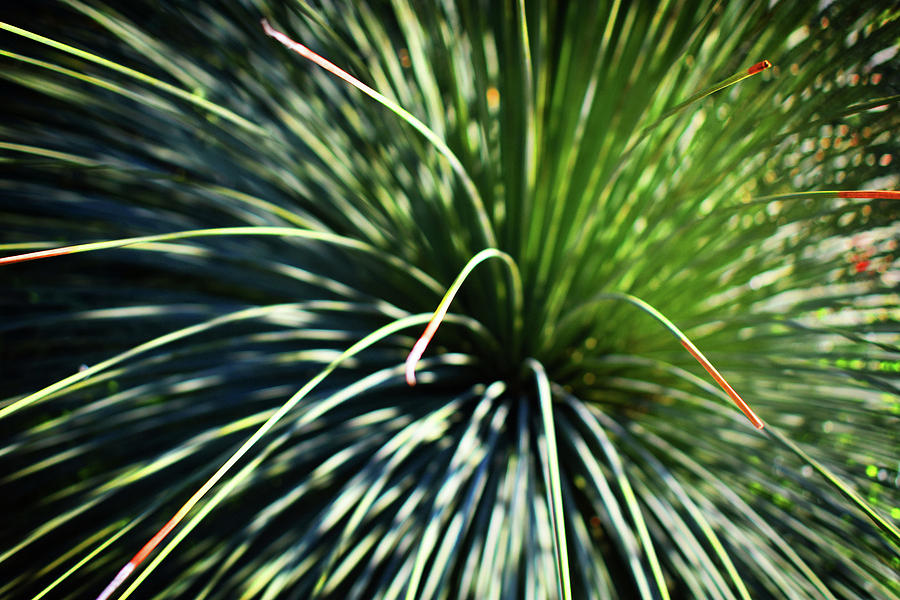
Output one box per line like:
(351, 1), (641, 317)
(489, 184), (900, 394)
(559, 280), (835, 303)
(1, 1), (898, 599)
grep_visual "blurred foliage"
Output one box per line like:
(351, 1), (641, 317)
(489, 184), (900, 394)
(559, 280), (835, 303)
(0, 1), (899, 598)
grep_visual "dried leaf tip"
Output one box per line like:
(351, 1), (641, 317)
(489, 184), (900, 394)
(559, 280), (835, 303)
(837, 190), (900, 199)
(679, 340), (765, 430)
(747, 60), (772, 75)
(405, 320), (440, 386)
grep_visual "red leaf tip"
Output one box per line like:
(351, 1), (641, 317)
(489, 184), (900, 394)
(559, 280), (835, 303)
(747, 60), (772, 75)
(837, 190), (900, 199)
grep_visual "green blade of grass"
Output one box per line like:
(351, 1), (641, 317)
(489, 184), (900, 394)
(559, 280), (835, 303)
(405, 248), (523, 385)
(260, 19), (497, 249)
(96, 311), (460, 600)
(526, 358), (572, 600)
(764, 426), (900, 549)
(0, 21), (266, 135)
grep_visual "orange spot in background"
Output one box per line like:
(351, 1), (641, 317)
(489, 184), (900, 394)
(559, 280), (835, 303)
(879, 154), (892, 167)
(486, 87), (500, 110)
(399, 48), (411, 68)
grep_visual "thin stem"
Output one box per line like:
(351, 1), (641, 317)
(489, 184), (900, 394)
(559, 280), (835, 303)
(1, 304), (304, 420)
(93, 312), (444, 600)
(558, 292), (765, 429)
(405, 248), (523, 385)
(260, 19), (497, 249)
(764, 427), (900, 549)
(726, 189), (900, 211)
(588, 59), (772, 207)
(0, 226), (443, 295)
(0, 21), (265, 135)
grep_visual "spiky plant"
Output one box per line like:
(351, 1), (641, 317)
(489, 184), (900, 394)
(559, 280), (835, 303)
(1, 1), (899, 598)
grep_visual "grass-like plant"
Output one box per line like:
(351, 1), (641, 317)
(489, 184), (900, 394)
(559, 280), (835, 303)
(1, 1), (899, 598)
